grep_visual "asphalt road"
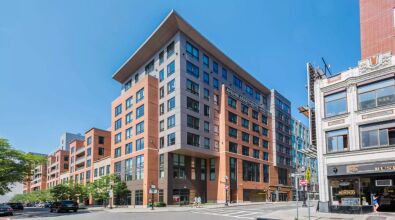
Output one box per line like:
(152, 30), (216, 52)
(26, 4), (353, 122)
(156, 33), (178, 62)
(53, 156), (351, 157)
(6, 202), (305, 220)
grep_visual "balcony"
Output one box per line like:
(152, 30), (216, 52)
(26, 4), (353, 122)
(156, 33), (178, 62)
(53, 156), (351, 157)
(75, 157), (85, 165)
(75, 147), (86, 156)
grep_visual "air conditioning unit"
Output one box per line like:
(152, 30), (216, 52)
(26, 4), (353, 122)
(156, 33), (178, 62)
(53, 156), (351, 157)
(376, 179), (392, 187)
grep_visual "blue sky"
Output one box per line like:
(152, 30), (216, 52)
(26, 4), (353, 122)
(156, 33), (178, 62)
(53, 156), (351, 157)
(0, 0), (360, 153)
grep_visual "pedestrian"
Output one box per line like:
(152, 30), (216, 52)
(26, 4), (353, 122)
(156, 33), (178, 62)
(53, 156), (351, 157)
(194, 196), (198, 208)
(197, 196), (201, 208)
(373, 194), (379, 212)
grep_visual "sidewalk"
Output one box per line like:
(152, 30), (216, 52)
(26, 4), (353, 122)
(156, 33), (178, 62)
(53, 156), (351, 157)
(97, 202), (284, 213)
(257, 206), (395, 220)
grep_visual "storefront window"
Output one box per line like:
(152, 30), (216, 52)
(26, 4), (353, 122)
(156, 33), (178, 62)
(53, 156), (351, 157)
(330, 178), (360, 206)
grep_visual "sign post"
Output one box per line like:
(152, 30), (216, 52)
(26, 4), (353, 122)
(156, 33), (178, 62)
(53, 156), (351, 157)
(149, 185), (157, 210)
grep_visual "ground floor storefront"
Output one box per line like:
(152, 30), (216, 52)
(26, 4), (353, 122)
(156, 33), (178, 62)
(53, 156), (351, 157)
(323, 161), (395, 214)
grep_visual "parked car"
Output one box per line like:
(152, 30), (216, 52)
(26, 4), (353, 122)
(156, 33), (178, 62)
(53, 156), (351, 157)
(6, 202), (24, 211)
(0, 204), (13, 216)
(50, 201), (78, 213)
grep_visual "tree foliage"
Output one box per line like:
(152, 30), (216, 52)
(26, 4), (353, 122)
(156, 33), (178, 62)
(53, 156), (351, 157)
(0, 138), (46, 195)
(50, 181), (89, 201)
(10, 190), (52, 203)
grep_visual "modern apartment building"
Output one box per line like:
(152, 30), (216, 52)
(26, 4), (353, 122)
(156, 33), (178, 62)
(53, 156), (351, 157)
(290, 118), (318, 200)
(360, 0), (395, 59)
(23, 153), (48, 193)
(46, 149), (70, 188)
(57, 132), (85, 151)
(110, 10), (292, 206)
(69, 128), (111, 185)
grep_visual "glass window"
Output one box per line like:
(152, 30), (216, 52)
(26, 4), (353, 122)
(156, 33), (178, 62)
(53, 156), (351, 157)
(159, 69), (164, 82)
(126, 112), (132, 124)
(204, 137), (210, 149)
(326, 129), (349, 153)
(159, 51), (164, 64)
(200, 159), (206, 180)
(252, 110), (258, 120)
(136, 88), (144, 103)
(360, 121), (395, 148)
(187, 115), (199, 129)
(204, 121), (210, 132)
(229, 142), (237, 153)
(242, 132), (250, 143)
(167, 61), (175, 76)
(114, 133), (122, 144)
(124, 80), (131, 91)
(204, 105), (210, 117)
(167, 133), (176, 146)
(213, 61), (218, 74)
(115, 104), (122, 116)
(229, 127), (238, 138)
(167, 97), (175, 111)
(246, 85), (253, 96)
(325, 91), (347, 117)
(187, 97), (199, 113)
(263, 152), (269, 161)
(263, 164), (269, 182)
(203, 72), (210, 85)
(145, 60), (154, 74)
(186, 79), (199, 95)
(242, 146), (249, 156)
(241, 118), (249, 129)
(115, 119), (122, 130)
(358, 79), (395, 110)
(136, 105), (144, 119)
(173, 154), (186, 179)
(166, 41), (174, 58)
(125, 142), (133, 154)
(167, 115), (176, 128)
(136, 138), (144, 151)
(203, 54), (209, 67)
(159, 154), (165, 178)
(125, 127), (132, 139)
(253, 149), (260, 158)
(213, 77), (219, 89)
(222, 67), (227, 79)
(241, 104), (249, 115)
(126, 96), (133, 110)
(159, 120), (164, 132)
(136, 121), (144, 135)
(114, 147), (121, 158)
(186, 61), (199, 78)
(135, 155), (144, 180)
(187, 132), (200, 147)
(228, 97), (237, 108)
(233, 75), (242, 89)
(203, 88), (210, 100)
(330, 178), (360, 206)
(186, 41), (199, 60)
(210, 158), (216, 180)
(167, 79), (175, 94)
(125, 158), (133, 181)
(242, 160), (260, 182)
(228, 111), (237, 124)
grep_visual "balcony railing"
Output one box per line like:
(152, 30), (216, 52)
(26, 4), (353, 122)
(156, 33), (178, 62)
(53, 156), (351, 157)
(75, 147), (86, 155)
(75, 157), (85, 165)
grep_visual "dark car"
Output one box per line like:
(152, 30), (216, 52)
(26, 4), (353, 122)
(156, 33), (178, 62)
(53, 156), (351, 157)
(6, 202), (24, 211)
(0, 204), (13, 216)
(50, 200), (78, 213)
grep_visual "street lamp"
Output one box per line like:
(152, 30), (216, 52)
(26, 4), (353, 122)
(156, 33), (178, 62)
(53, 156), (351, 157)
(109, 180), (114, 209)
(149, 184), (157, 210)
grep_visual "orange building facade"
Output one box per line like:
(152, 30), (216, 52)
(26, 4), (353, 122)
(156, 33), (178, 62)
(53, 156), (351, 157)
(110, 11), (292, 206)
(47, 149), (69, 188)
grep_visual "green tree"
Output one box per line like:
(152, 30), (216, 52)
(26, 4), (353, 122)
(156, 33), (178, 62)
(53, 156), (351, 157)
(0, 138), (46, 195)
(112, 175), (130, 205)
(50, 184), (70, 200)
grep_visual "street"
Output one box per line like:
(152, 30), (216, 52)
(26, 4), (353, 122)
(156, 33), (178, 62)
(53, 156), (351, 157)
(5, 202), (395, 220)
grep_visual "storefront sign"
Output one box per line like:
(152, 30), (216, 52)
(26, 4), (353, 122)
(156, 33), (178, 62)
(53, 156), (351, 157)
(328, 161), (395, 176)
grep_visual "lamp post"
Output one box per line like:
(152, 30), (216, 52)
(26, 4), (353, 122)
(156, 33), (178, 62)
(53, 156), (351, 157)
(149, 184), (157, 210)
(109, 180), (114, 209)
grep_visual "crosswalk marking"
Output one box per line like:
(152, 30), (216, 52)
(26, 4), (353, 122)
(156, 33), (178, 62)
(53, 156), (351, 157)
(190, 208), (265, 219)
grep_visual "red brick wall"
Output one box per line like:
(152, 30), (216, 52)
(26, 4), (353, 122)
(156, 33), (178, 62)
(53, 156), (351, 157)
(360, 0), (395, 58)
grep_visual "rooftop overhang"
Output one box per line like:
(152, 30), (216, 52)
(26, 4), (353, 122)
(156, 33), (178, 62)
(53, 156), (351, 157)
(112, 10), (271, 95)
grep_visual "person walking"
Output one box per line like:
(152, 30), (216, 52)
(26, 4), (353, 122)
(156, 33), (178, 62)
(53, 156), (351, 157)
(373, 194), (379, 212)
(197, 196), (201, 208)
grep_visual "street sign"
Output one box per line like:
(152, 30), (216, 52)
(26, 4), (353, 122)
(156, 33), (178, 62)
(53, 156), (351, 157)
(149, 189), (158, 194)
(225, 185), (229, 190)
(299, 179), (307, 186)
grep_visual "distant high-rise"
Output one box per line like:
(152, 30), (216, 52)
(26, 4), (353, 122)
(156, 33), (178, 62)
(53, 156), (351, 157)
(58, 132), (84, 151)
